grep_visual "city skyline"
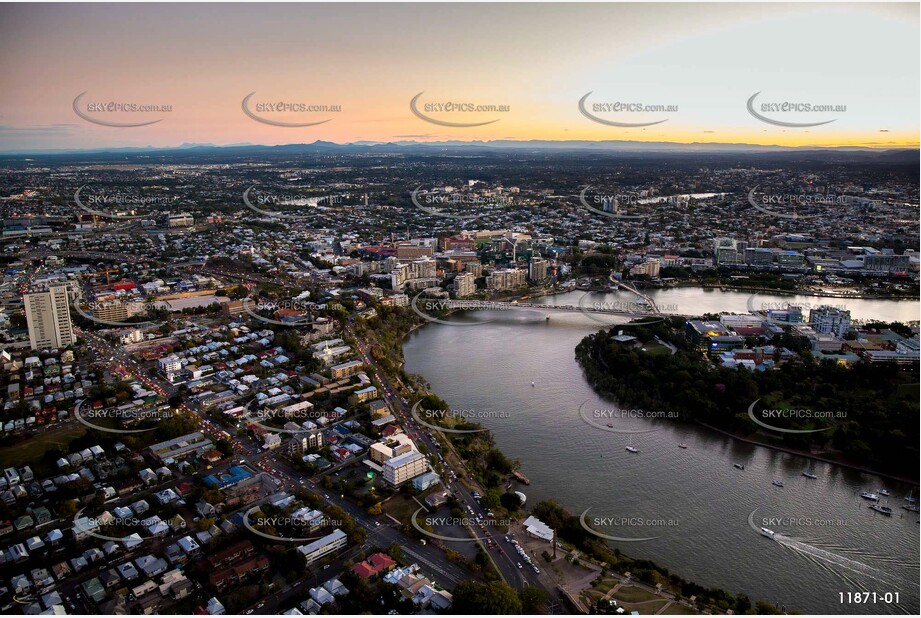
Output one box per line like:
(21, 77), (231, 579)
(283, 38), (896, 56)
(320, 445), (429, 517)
(0, 2), (919, 153)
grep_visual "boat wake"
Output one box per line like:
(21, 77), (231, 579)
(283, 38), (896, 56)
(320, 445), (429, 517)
(772, 535), (888, 583)
(747, 508), (894, 588)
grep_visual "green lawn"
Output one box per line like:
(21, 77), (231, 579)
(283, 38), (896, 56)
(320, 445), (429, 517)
(0, 424), (87, 470)
(613, 585), (660, 604)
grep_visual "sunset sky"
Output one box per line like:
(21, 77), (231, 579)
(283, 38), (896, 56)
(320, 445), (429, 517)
(0, 2), (917, 152)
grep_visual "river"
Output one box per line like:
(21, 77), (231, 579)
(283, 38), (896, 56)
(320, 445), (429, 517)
(402, 288), (920, 615)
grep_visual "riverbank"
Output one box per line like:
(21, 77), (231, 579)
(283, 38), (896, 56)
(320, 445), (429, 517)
(694, 421), (920, 484)
(672, 281), (918, 302)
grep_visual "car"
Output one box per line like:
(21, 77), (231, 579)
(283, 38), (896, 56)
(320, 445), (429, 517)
(517, 562), (522, 569)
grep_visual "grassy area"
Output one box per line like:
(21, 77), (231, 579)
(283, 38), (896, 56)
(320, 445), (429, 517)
(594, 577), (619, 594)
(380, 492), (426, 524)
(613, 585), (659, 604)
(618, 599), (670, 614)
(639, 341), (672, 356)
(0, 424), (87, 470)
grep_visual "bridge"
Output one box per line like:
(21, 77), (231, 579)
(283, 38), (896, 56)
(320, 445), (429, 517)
(609, 272), (659, 313)
(426, 298), (662, 320)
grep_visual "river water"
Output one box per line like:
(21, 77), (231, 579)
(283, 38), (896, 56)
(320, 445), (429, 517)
(403, 288), (920, 614)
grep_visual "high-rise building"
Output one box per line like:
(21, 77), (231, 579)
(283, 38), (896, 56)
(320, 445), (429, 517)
(485, 268), (527, 291)
(529, 257), (549, 282)
(24, 285), (75, 350)
(453, 272), (477, 298)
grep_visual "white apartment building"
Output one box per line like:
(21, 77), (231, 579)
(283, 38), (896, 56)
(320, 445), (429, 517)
(382, 451), (427, 487)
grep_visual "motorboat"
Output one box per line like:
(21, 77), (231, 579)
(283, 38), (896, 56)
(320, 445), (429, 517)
(860, 491), (880, 501)
(772, 480), (784, 487)
(802, 472), (818, 479)
(678, 443), (688, 449)
(625, 446), (639, 454)
(869, 504), (893, 516)
(760, 527), (776, 539)
(733, 463), (745, 470)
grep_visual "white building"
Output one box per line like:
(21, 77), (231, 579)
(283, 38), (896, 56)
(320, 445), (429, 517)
(382, 451), (427, 487)
(296, 529), (348, 565)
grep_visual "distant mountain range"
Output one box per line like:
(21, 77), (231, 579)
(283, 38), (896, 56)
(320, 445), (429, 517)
(3, 139), (918, 160)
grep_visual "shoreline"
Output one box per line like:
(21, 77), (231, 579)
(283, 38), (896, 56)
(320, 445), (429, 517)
(694, 421), (919, 485)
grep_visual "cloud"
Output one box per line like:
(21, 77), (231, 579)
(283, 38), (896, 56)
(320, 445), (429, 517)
(0, 124), (79, 135)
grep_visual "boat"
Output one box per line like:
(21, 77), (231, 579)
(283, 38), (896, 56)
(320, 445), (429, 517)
(760, 527), (776, 539)
(678, 443), (688, 449)
(879, 489), (890, 496)
(905, 491), (917, 504)
(870, 504), (893, 516)
(903, 504), (920, 513)
(733, 463), (745, 470)
(860, 491), (880, 501)
(531, 381), (535, 387)
(625, 446), (639, 454)
(606, 423), (614, 428)
(802, 472), (818, 479)
(772, 480), (784, 487)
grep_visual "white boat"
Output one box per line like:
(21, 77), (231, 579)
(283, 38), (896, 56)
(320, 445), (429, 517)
(860, 491), (879, 501)
(905, 491), (917, 504)
(869, 503), (893, 516)
(760, 527), (776, 539)
(802, 472), (818, 479)
(772, 480), (784, 487)
(677, 443), (688, 449)
(625, 446), (639, 454)
(531, 381), (535, 387)
(879, 489), (890, 496)
(733, 463), (745, 470)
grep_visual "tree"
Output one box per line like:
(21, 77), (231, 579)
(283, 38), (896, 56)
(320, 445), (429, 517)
(520, 586), (549, 613)
(453, 580), (522, 614)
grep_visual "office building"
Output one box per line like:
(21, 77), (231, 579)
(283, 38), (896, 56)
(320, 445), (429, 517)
(809, 306), (851, 337)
